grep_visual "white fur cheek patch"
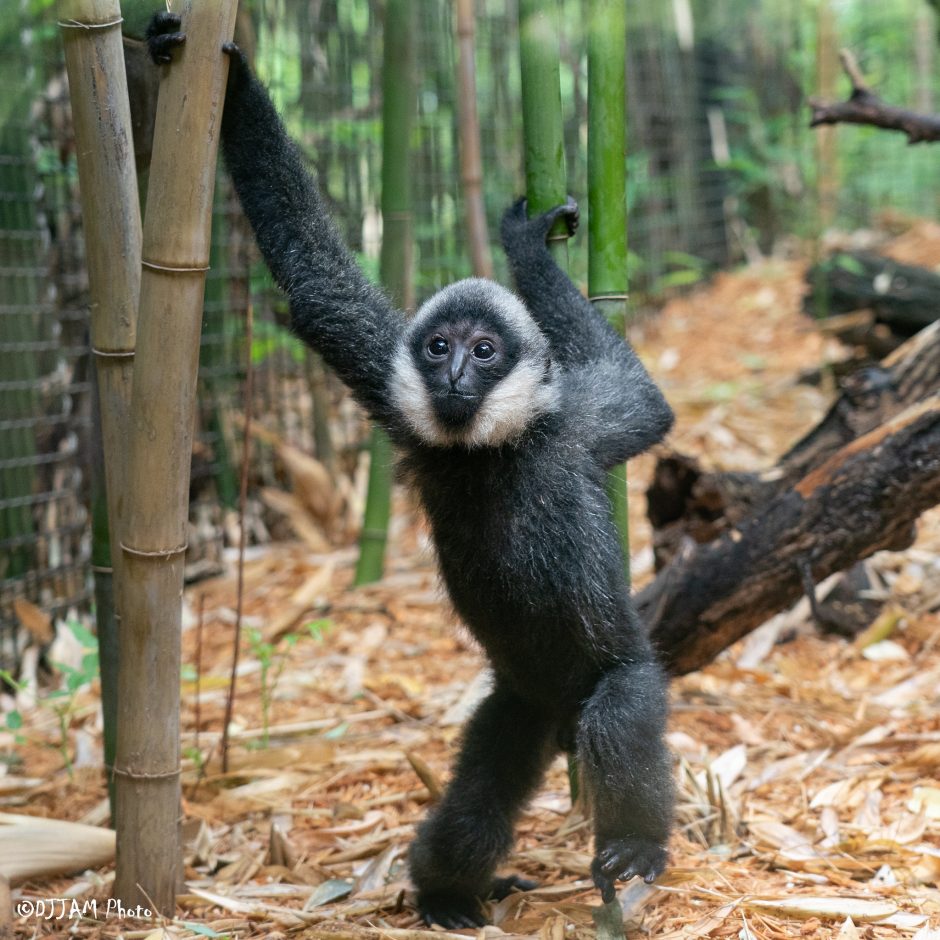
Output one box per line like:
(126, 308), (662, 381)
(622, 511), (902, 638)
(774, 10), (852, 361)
(466, 360), (559, 447)
(388, 344), (450, 446)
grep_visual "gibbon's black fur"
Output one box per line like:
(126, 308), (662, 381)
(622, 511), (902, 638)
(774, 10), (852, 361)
(150, 15), (676, 929)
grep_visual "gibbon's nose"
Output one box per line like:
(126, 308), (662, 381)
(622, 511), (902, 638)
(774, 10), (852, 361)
(447, 346), (468, 388)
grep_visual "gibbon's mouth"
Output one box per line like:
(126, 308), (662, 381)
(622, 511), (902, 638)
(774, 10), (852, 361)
(436, 390), (478, 401)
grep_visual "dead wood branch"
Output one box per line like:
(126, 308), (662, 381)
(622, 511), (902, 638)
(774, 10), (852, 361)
(640, 397), (940, 676)
(809, 49), (940, 143)
(648, 321), (940, 565)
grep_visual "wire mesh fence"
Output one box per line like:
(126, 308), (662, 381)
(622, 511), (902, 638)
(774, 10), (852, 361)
(1, 0), (938, 665)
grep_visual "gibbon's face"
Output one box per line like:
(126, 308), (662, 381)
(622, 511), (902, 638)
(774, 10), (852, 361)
(390, 278), (559, 448)
(412, 314), (520, 430)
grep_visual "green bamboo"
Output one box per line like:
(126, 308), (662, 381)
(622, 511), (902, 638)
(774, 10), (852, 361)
(588, 0), (631, 582)
(518, 0), (582, 804)
(519, 0), (569, 266)
(354, 0), (415, 586)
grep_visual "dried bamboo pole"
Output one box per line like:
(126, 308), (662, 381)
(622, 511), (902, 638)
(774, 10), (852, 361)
(113, 0), (237, 913)
(58, 0), (141, 814)
(455, 0), (493, 279)
(587, 0), (630, 579)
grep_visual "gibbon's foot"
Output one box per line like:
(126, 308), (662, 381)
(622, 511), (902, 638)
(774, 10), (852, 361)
(145, 11), (184, 64)
(591, 836), (668, 904)
(416, 890), (487, 929)
(490, 873), (538, 900)
(417, 875), (536, 927)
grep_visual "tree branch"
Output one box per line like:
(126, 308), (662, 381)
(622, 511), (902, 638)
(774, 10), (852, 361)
(809, 48), (940, 144)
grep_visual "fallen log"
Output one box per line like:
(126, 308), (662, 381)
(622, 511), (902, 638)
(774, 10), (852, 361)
(805, 250), (940, 337)
(648, 321), (940, 565)
(640, 397), (940, 675)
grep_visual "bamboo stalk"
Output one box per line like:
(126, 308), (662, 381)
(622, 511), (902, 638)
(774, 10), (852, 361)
(587, 0), (630, 580)
(455, 0), (493, 279)
(518, 0), (582, 804)
(58, 0), (142, 815)
(518, 0), (569, 266)
(113, 0), (237, 913)
(354, 0), (415, 586)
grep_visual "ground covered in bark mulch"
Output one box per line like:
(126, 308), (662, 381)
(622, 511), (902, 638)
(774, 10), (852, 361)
(4, 228), (940, 939)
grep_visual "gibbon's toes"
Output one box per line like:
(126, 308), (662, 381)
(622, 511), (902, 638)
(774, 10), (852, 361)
(591, 836), (668, 902)
(417, 891), (488, 929)
(222, 41), (248, 66)
(490, 874), (538, 900)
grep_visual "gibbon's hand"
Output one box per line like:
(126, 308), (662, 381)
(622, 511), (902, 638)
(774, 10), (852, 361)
(499, 196), (579, 249)
(146, 11), (249, 94)
(145, 10), (184, 64)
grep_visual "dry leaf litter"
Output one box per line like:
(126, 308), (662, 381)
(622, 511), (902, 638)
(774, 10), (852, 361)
(3, 229), (940, 939)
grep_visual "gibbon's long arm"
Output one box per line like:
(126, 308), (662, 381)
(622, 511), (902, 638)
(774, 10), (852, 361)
(500, 199), (673, 466)
(500, 199), (618, 366)
(220, 47), (406, 427)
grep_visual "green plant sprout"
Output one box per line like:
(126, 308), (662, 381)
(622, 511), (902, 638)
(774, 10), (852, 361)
(45, 619), (99, 777)
(247, 618), (331, 747)
(0, 668), (26, 748)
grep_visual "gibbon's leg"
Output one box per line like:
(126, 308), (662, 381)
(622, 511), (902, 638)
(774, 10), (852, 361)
(409, 683), (557, 928)
(576, 660), (673, 903)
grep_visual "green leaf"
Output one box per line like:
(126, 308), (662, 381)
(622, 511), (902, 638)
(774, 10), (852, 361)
(179, 922), (226, 938)
(304, 879), (353, 908)
(323, 722), (349, 741)
(5, 710), (22, 731)
(305, 619), (333, 641)
(64, 620), (99, 651)
(833, 254), (867, 276)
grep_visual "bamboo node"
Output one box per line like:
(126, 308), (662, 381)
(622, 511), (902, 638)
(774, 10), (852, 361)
(142, 260), (211, 274)
(547, 233), (572, 243)
(589, 293), (629, 303)
(90, 564), (114, 574)
(108, 763), (180, 781)
(360, 528), (389, 541)
(58, 17), (123, 30)
(92, 346), (135, 359)
(120, 542), (189, 559)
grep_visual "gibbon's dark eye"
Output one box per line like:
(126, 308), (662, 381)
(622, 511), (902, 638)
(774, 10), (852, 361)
(427, 336), (449, 357)
(472, 340), (495, 361)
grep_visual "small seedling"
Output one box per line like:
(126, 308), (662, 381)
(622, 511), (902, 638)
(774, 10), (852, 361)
(46, 619), (100, 777)
(0, 669), (26, 748)
(247, 619), (331, 747)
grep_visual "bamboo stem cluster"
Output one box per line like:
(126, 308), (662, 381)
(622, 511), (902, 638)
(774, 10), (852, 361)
(60, 0), (237, 914)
